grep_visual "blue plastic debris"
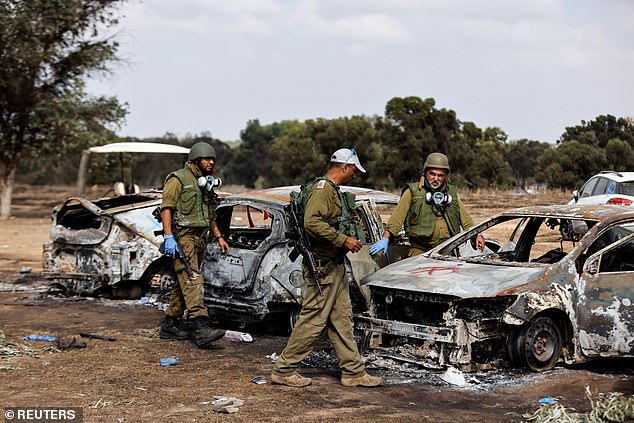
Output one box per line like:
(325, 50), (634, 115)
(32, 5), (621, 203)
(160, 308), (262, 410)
(22, 335), (57, 342)
(538, 397), (559, 404)
(160, 357), (181, 366)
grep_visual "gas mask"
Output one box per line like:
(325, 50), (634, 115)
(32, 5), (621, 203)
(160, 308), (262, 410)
(426, 191), (452, 208)
(197, 175), (222, 193)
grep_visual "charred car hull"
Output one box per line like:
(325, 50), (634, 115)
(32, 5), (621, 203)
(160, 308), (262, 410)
(357, 205), (634, 372)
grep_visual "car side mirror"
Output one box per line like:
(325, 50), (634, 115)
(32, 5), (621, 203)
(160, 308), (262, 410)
(572, 190), (579, 202)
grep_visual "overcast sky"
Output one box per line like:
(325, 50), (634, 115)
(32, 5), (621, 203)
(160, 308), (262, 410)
(87, 0), (634, 144)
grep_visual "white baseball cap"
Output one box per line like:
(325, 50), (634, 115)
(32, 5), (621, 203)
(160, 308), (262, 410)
(330, 148), (366, 173)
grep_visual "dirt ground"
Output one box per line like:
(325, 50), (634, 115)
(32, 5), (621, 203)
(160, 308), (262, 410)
(1, 185), (633, 423)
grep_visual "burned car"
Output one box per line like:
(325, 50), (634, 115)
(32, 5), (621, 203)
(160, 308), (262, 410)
(43, 186), (402, 326)
(356, 205), (634, 372)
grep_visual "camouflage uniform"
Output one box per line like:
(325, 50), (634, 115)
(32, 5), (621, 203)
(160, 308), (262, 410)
(272, 179), (366, 379)
(161, 163), (217, 320)
(386, 180), (474, 256)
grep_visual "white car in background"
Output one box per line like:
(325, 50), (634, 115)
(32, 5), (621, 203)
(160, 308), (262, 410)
(571, 171), (634, 206)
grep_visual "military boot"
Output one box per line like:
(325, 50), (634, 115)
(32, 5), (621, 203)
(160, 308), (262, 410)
(193, 317), (225, 348)
(159, 316), (190, 341)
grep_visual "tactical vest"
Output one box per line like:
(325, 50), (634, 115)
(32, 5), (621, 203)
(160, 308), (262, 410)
(404, 182), (461, 238)
(167, 167), (217, 229)
(295, 177), (364, 240)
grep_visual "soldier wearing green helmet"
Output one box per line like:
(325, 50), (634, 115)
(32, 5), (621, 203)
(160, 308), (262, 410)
(370, 152), (484, 257)
(158, 141), (228, 348)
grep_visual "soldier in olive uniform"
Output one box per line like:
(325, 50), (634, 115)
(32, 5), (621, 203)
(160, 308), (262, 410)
(159, 142), (229, 348)
(370, 152), (484, 257)
(271, 148), (382, 388)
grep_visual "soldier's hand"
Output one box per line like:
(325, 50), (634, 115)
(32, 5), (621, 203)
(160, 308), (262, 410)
(344, 236), (363, 253)
(475, 234), (486, 252)
(163, 235), (177, 258)
(218, 236), (230, 254)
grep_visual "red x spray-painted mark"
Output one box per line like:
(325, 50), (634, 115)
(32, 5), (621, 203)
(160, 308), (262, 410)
(407, 266), (460, 276)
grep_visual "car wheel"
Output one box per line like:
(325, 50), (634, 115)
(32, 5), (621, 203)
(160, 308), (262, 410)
(288, 305), (301, 332)
(146, 265), (177, 303)
(506, 325), (527, 366)
(510, 317), (563, 372)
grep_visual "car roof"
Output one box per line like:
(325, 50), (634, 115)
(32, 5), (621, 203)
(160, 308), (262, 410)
(498, 204), (634, 221)
(593, 171), (634, 182)
(225, 185), (399, 205)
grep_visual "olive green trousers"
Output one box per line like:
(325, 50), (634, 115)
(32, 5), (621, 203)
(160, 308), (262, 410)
(272, 262), (365, 378)
(164, 230), (208, 320)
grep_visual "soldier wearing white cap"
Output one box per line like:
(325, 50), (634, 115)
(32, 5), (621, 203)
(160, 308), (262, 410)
(271, 148), (382, 388)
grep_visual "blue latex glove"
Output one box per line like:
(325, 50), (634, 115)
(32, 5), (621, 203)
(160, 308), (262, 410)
(163, 234), (177, 257)
(369, 237), (389, 255)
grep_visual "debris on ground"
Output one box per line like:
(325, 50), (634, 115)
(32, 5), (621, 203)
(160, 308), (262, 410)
(56, 336), (86, 350)
(209, 396), (245, 413)
(224, 330), (253, 343)
(251, 376), (267, 384)
(523, 386), (634, 423)
(159, 357), (181, 366)
(440, 367), (467, 387)
(22, 334), (57, 342)
(266, 352), (278, 363)
(79, 332), (116, 341)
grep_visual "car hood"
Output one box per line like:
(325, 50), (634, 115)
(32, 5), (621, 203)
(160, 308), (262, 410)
(362, 255), (546, 298)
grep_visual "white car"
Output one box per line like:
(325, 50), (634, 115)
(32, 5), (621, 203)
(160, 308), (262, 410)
(570, 171), (634, 206)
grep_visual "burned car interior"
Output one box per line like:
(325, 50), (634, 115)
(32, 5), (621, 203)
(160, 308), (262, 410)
(215, 204), (274, 250)
(442, 216), (599, 265)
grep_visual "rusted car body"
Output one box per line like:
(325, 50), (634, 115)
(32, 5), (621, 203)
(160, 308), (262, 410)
(43, 186), (402, 325)
(356, 205), (634, 372)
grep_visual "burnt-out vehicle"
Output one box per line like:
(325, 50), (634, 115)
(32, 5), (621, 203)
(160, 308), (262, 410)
(43, 186), (403, 325)
(356, 205), (634, 372)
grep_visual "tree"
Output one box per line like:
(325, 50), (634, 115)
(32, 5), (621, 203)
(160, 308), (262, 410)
(537, 141), (607, 188)
(559, 115), (634, 148)
(0, 0), (127, 218)
(505, 139), (552, 188)
(224, 119), (299, 188)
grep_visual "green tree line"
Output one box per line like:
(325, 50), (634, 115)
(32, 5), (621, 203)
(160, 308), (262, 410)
(18, 96), (634, 194)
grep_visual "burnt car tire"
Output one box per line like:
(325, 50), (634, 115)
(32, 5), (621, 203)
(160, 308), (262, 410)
(511, 317), (563, 372)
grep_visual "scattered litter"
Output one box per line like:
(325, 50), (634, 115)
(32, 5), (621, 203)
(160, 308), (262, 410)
(251, 375), (267, 384)
(22, 335), (57, 342)
(159, 357), (181, 366)
(19, 266), (32, 274)
(524, 386), (634, 423)
(224, 330), (254, 343)
(439, 367), (467, 387)
(266, 352), (278, 362)
(538, 397), (559, 405)
(210, 396), (245, 413)
(56, 337), (86, 350)
(79, 332), (116, 341)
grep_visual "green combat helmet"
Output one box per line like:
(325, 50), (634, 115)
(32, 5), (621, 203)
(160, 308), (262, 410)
(189, 142), (216, 161)
(423, 152), (450, 173)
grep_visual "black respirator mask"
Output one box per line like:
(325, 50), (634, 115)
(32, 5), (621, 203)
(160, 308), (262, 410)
(197, 175), (222, 193)
(426, 191), (452, 208)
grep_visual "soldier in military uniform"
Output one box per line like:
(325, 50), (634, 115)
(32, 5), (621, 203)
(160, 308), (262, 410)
(271, 148), (382, 388)
(158, 142), (228, 348)
(370, 152), (484, 257)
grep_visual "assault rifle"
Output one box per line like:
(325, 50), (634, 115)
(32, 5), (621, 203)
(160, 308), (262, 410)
(285, 202), (323, 296)
(158, 236), (195, 278)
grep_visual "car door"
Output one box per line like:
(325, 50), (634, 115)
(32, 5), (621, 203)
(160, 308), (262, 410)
(575, 176), (603, 205)
(202, 202), (280, 293)
(576, 223), (634, 358)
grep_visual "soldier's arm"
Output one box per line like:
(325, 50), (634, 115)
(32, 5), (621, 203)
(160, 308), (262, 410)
(304, 184), (348, 247)
(457, 194), (474, 230)
(160, 177), (182, 236)
(384, 189), (413, 239)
